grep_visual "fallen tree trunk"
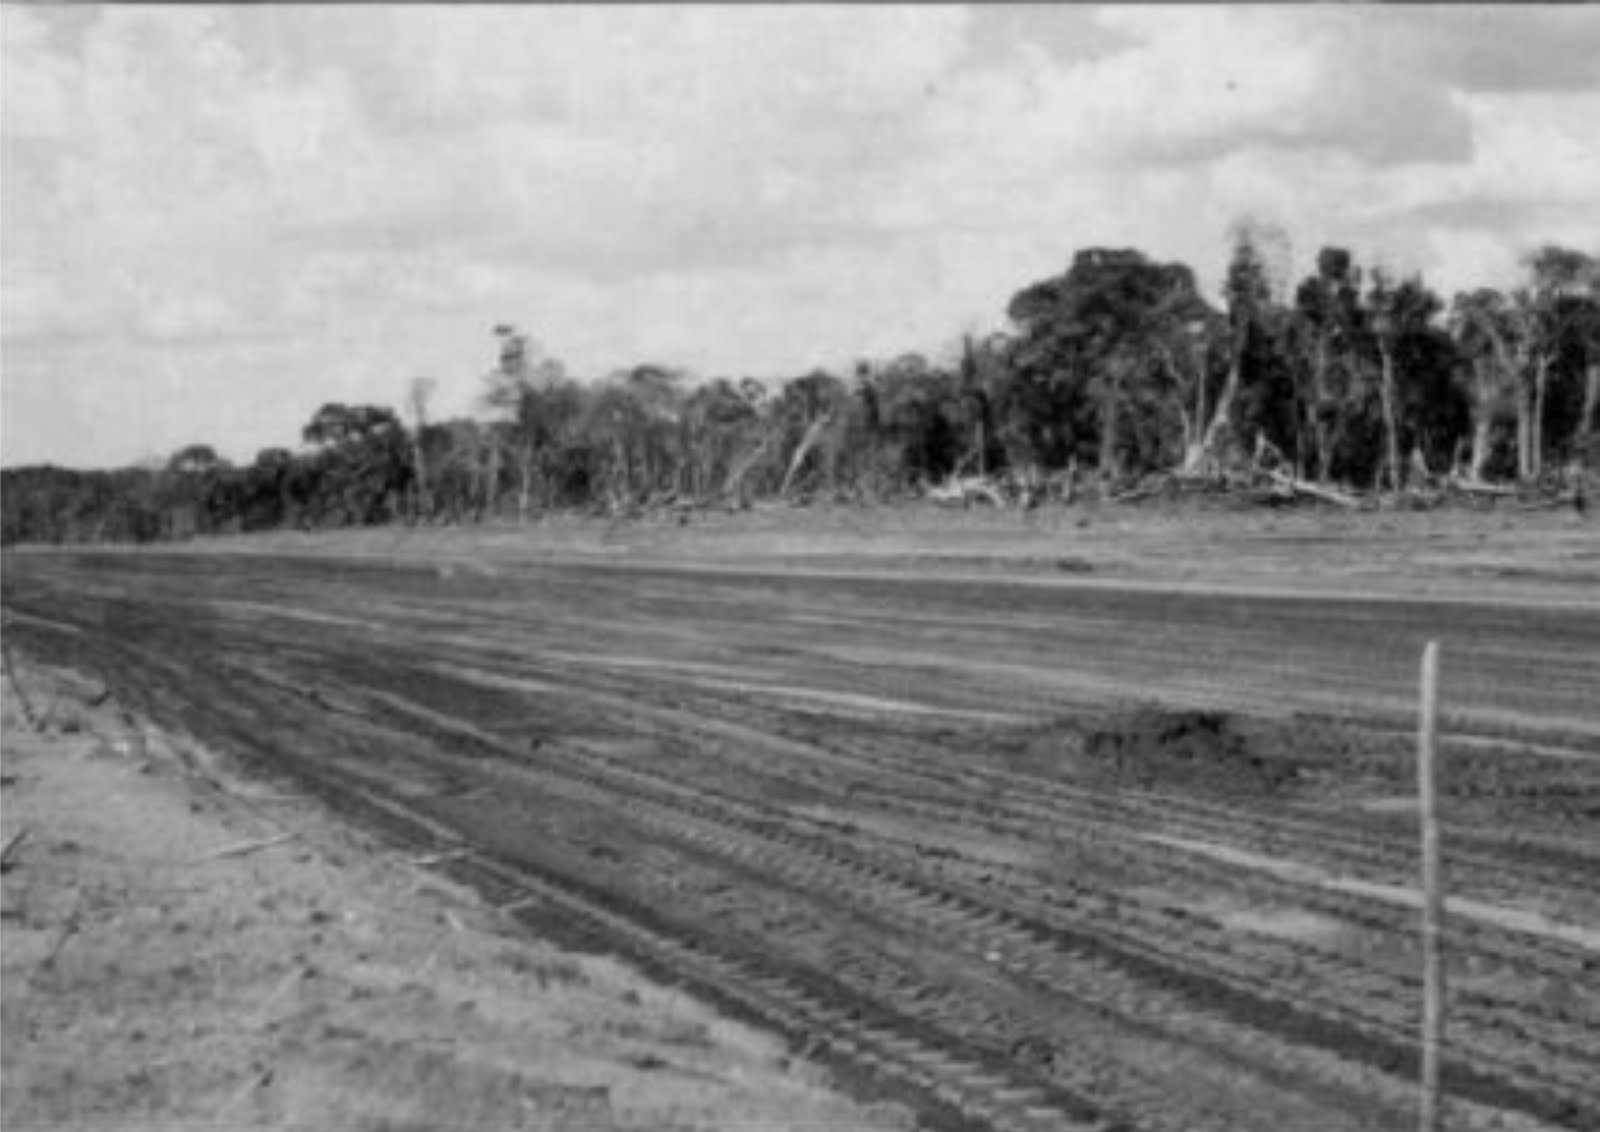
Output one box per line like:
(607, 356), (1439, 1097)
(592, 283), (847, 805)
(1109, 477), (1170, 505)
(1269, 471), (1361, 509)
(779, 413), (835, 498)
(722, 430), (779, 505)
(1446, 476), (1516, 498)
(927, 475), (1008, 508)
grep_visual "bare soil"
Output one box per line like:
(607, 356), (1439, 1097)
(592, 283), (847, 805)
(3, 508), (1597, 1132)
(0, 661), (913, 1132)
(194, 502), (1600, 607)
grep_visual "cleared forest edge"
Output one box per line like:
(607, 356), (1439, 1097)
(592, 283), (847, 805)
(0, 659), (914, 1132)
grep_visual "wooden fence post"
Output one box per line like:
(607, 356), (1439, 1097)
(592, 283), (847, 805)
(1418, 640), (1444, 1132)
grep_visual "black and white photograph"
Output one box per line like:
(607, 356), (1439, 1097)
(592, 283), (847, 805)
(2, 5), (1597, 1131)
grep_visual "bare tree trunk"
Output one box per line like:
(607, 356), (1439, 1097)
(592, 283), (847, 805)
(1176, 406), (1202, 475)
(1464, 360), (1495, 482)
(406, 378), (436, 525)
(1580, 363), (1600, 454)
(1291, 365), (1307, 480)
(781, 413), (834, 498)
(465, 439), (482, 523)
(725, 426), (777, 504)
(1532, 355), (1550, 480)
(410, 440), (429, 524)
(1515, 372), (1534, 481)
(1468, 415), (1493, 483)
(1410, 444), (1433, 485)
(517, 443), (534, 523)
(612, 434), (629, 507)
(1165, 341), (1208, 476)
(1378, 340), (1404, 492)
(1098, 378), (1121, 481)
(483, 442), (501, 522)
(1310, 336), (1334, 482)
(1195, 340), (1245, 470)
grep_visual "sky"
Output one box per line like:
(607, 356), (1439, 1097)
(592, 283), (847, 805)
(3, 5), (1599, 469)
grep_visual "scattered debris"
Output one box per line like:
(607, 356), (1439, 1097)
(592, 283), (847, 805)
(1448, 476), (1516, 498)
(927, 475), (1009, 509)
(40, 887), (87, 970)
(1, 826), (30, 871)
(193, 831), (298, 864)
(1066, 440), (1593, 514)
(219, 1064), (277, 1120)
(1267, 471), (1361, 509)
(409, 848), (472, 867)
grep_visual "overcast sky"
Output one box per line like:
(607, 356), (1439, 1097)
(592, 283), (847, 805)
(4, 5), (1598, 468)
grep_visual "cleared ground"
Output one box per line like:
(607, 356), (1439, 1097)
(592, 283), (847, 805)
(1, 660), (910, 1132)
(4, 510), (1598, 1132)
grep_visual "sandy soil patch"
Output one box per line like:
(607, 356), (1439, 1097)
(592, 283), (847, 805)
(0, 662), (912, 1132)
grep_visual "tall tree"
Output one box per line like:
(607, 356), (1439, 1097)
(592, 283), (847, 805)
(1449, 288), (1520, 481)
(1009, 249), (1212, 479)
(301, 403), (411, 526)
(405, 377), (437, 522)
(1572, 297), (1600, 465)
(1290, 248), (1367, 482)
(682, 379), (760, 499)
(1365, 272), (1408, 491)
(956, 334), (1003, 478)
(1187, 221), (1289, 473)
(1519, 247), (1600, 477)
(244, 447), (295, 530)
(484, 324), (568, 521)
(775, 369), (850, 498)
(162, 444), (233, 538)
(577, 365), (688, 508)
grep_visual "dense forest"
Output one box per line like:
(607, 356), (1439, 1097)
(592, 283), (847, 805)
(4, 230), (1598, 546)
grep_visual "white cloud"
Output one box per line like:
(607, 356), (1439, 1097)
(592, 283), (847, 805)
(1438, 92), (1600, 208)
(3, 4), (1599, 468)
(872, 7), (1598, 300)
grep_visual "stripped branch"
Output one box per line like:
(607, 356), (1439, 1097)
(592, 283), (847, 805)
(192, 831), (297, 864)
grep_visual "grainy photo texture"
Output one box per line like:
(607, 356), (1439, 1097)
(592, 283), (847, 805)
(2, 6), (1597, 1132)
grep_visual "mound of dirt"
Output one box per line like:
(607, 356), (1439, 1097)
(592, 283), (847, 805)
(1082, 708), (1302, 795)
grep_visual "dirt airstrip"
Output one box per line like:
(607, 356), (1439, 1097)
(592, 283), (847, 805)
(3, 507), (1598, 1131)
(0, 659), (914, 1132)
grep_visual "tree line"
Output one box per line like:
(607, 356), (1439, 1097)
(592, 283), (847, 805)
(5, 230), (1597, 545)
